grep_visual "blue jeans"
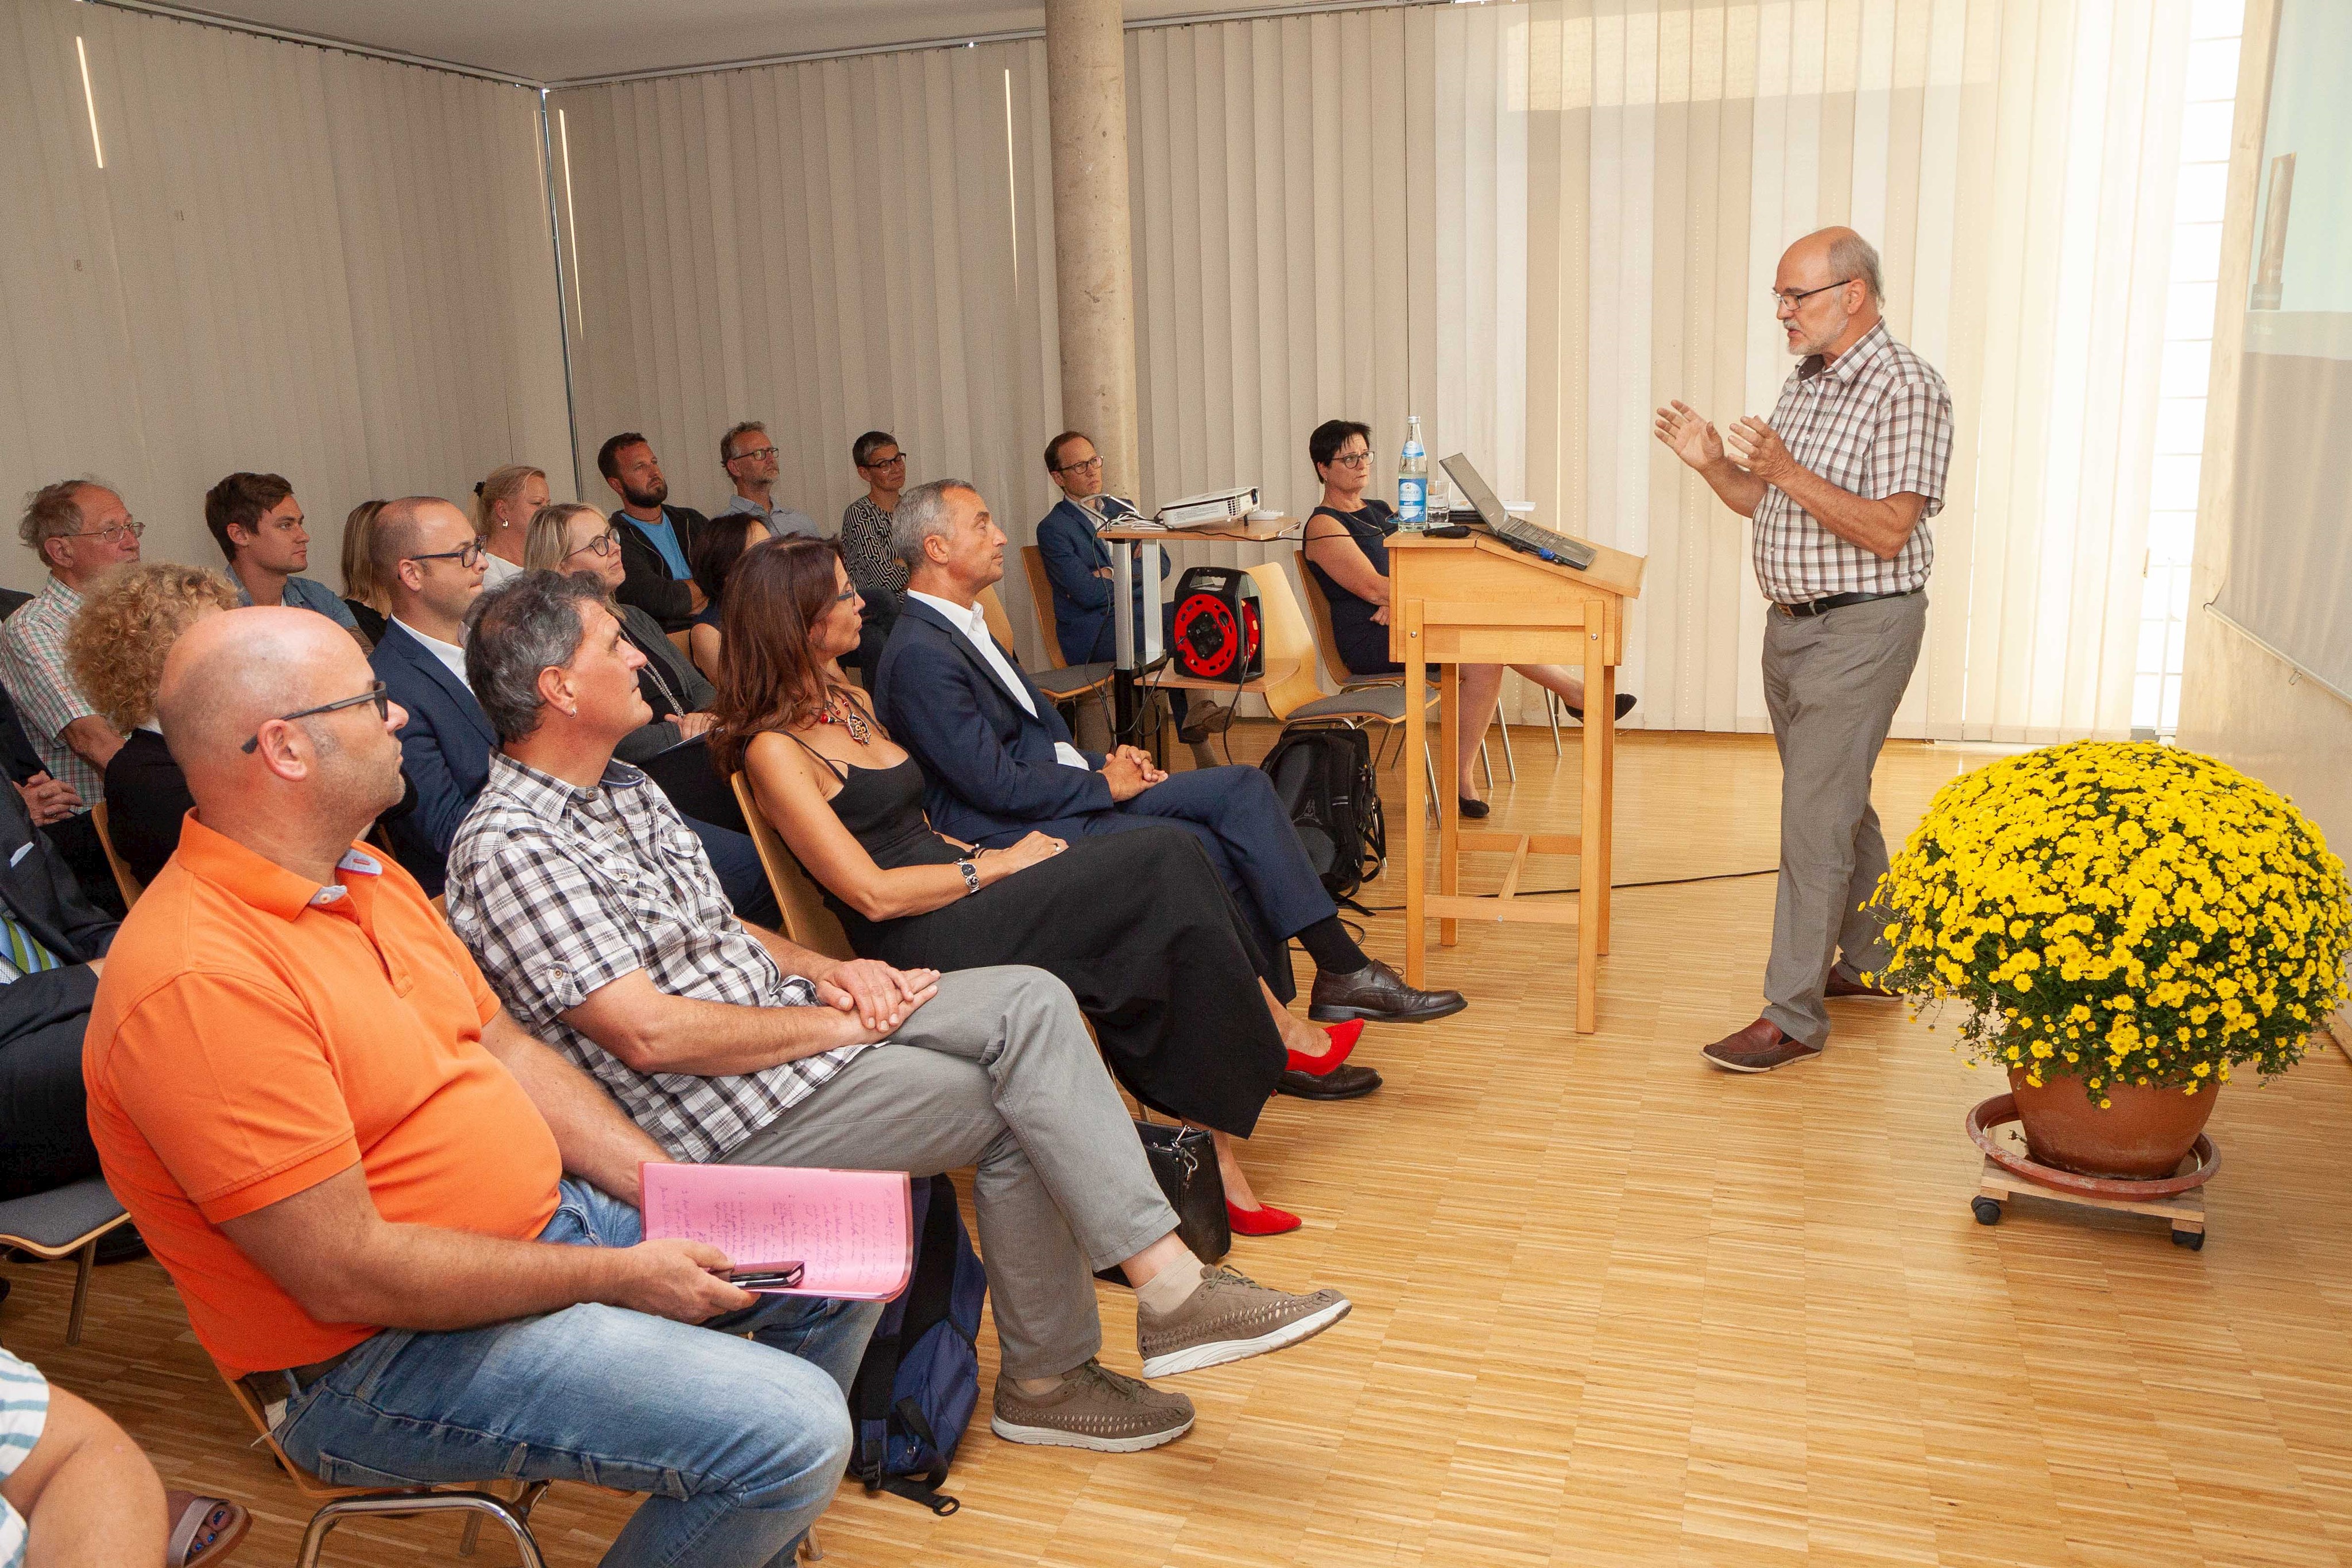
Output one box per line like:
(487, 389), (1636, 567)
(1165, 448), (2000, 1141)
(271, 1179), (883, 1568)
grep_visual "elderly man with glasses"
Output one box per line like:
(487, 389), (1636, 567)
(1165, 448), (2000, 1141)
(0, 479), (149, 914)
(715, 420), (819, 540)
(1654, 225), (1955, 1074)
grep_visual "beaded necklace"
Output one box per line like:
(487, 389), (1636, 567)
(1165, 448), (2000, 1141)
(812, 689), (873, 745)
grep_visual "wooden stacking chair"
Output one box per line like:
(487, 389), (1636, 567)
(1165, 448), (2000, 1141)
(90, 800), (145, 908)
(0, 1178), (136, 1345)
(730, 772), (855, 961)
(1293, 552), (1501, 794)
(982, 576), (1115, 711)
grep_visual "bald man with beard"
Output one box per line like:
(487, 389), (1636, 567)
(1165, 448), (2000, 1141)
(81, 607), (880, 1568)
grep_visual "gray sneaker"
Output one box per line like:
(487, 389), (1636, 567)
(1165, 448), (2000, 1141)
(1136, 1266), (1351, 1378)
(989, 1360), (1195, 1453)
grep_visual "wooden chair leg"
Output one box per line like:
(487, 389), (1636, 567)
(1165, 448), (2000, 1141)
(1478, 739), (1494, 792)
(1546, 691), (1564, 757)
(66, 1238), (95, 1346)
(1496, 707), (1518, 780)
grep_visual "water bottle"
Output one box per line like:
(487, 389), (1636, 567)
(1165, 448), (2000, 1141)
(1397, 415), (1428, 528)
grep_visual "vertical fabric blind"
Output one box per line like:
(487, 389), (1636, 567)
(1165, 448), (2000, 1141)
(0, 0), (571, 593)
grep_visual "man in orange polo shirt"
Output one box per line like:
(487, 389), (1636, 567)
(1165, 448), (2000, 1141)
(82, 607), (880, 1568)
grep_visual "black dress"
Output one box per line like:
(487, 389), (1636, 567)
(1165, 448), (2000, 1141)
(791, 737), (1285, 1137)
(1303, 500), (1405, 676)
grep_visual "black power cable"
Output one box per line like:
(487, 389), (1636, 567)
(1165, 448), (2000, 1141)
(1345, 864), (1777, 914)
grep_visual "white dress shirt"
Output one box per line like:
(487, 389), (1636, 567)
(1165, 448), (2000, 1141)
(906, 590), (1089, 770)
(390, 617), (470, 686)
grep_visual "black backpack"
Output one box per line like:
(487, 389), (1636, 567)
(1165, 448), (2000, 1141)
(1260, 726), (1386, 901)
(846, 1174), (987, 1516)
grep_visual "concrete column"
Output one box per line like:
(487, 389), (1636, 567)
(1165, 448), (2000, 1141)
(1045, 0), (1143, 502)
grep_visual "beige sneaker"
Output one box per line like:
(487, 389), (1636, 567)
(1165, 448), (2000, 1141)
(1136, 1266), (1351, 1378)
(989, 1360), (1196, 1453)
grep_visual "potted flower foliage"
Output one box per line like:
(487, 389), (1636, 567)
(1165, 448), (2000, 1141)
(1869, 741), (2350, 1179)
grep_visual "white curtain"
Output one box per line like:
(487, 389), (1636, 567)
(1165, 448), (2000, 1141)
(0, 0), (571, 592)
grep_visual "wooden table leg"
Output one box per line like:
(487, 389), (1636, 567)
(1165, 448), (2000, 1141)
(1403, 606), (1428, 988)
(1439, 659), (1460, 949)
(1595, 655), (1616, 956)
(1576, 628), (1603, 1033)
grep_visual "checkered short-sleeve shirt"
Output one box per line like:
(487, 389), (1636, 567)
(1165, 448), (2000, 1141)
(1751, 321), (1954, 603)
(0, 576), (102, 802)
(445, 752), (868, 1164)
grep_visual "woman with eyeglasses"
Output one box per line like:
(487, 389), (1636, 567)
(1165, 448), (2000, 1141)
(838, 430), (909, 686)
(524, 503), (717, 762)
(473, 463), (551, 587)
(713, 539), (1378, 1237)
(1300, 418), (1637, 819)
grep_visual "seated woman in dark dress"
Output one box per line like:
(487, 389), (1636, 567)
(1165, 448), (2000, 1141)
(1301, 418), (1637, 818)
(68, 563), (239, 888)
(338, 497), (392, 645)
(686, 510), (772, 684)
(712, 538), (1374, 1236)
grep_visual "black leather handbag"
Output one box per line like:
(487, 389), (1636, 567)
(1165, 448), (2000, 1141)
(1096, 1119), (1228, 1283)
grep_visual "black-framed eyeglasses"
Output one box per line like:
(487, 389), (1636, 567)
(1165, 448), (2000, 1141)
(407, 540), (486, 570)
(730, 445), (780, 464)
(862, 452), (908, 469)
(1329, 450), (1373, 469)
(241, 682), (390, 753)
(1054, 454), (1105, 475)
(1771, 278), (1856, 311)
(64, 517), (146, 545)
(566, 529), (621, 560)
(833, 586), (860, 603)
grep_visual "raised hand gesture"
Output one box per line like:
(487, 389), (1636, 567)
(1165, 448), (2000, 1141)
(1653, 401), (1725, 470)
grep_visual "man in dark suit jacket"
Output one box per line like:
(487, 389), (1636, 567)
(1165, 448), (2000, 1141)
(876, 479), (1465, 1025)
(0, 768), (118, 1199)
(1034, 431), (1193, 736)
(599, 431), (711, 633)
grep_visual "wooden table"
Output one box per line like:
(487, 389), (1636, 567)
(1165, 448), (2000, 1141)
(1387, 531), (1645, 1033)
(1098, 517), (1299, 738)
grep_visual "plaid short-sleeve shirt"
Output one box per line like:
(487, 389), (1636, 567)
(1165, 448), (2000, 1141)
(446, 752), (867, 1163)
(1752, 321), (1954, 603)
(0, 576), (102, 802)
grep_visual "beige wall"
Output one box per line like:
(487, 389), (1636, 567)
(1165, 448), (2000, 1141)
(2176, 0), (2352, 854)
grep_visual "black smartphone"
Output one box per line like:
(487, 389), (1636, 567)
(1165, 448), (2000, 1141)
(730, 1261), (806, 1290)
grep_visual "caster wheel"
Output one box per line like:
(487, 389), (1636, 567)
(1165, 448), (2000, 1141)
(1971, 1197), (2003, 1226)
(2171, 1229), (2204, 1250)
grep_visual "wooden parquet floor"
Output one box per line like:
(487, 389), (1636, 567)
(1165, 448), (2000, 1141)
(7, 729), (2351, 1567)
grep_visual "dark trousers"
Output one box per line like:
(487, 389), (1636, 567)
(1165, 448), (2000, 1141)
(0, 967), (102, 1201)
(991, 764), (1333, 1003)
(40, 811), (126, 921)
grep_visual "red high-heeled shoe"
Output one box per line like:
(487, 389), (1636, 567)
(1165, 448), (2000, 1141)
(1286, 1017), (1364, 1077)
(1226, 1200), (1302, 1236)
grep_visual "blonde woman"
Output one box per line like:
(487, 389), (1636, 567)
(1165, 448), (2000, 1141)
(338, 497), (392, 642)
(522, 502), (717, 761)
(65, 563), (241, 886)
(474, 463), (551, 586)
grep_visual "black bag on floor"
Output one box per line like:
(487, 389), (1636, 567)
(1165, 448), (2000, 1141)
(847, 1173), (985, 1516)
(1260, 725), (1386, 900)
(1096, 1120), (1228, 1285)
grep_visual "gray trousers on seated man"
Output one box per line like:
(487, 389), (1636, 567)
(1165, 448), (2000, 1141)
(723, 965), (1174, 1380)
(1759, 590), (1927, 1049)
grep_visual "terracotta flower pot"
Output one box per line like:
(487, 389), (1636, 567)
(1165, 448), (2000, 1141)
(2006, 1068), (2221, 1180)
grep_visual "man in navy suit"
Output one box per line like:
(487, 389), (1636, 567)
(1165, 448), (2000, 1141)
(875, 479), (1464, 1025)
(368, 498), (776, 923)
(1033, 430), (1194, 736)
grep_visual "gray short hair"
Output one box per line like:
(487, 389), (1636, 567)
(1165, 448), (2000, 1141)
(19, 479), (110, 556)
(721, 420), (767, 466)
(1828, 231), (1885, 304)
(891, 479), (976, 570)
(463, 570), (612, 744)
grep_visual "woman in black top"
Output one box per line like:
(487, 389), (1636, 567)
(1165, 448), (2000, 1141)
(713, 539), (1374, 1237)
(686, 510), (772, 683)
(1301, 419), (1636, 816)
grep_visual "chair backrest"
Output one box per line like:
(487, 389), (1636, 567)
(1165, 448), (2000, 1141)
(1240, 562), (1329, 722)
(89, 800), (144, 909)
(729, 772), (854, 961)
(976, 584), (1018, 655)
(1019, 546), (1069, 669)
(1291, 551), (1359, 685)
(216, 1365), (371, 1500)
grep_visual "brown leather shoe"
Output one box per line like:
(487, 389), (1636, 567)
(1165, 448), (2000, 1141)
(1308, 959), (1467, 1024)
(1825, 965), (1897, 1000)
(1701, 1018), (1821, 1073)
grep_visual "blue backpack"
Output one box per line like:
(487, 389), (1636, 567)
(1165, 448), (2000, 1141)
(848, 1173), (987, 1515)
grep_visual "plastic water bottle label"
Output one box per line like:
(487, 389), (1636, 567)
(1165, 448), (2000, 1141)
(1398, 476), (1427, 525)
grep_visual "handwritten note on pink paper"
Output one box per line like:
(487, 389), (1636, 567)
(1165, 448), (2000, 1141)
(640, 1163), (914, 1300)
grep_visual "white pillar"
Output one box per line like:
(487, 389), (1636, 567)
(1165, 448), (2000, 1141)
(1044, 0), (1143, 502)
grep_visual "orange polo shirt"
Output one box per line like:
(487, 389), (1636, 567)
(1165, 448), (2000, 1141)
(83, 815), (562, 1376)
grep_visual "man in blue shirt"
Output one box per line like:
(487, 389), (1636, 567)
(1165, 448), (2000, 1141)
(717, 420), (821, 539)
(599, 431), (711, 633)
(203, 472), (365, 647)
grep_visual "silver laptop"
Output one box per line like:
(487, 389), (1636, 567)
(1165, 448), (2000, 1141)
(1438, 454), (1596, 570)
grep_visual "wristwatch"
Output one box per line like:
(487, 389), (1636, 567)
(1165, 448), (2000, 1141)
(956, 859), (980, 894)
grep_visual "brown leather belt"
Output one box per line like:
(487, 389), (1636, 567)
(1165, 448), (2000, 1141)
(1774, 587), (1920, 618)
(237, 1345), (360, 1413)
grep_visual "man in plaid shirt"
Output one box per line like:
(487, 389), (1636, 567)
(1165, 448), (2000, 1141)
(1655, 227), (1954, 1072)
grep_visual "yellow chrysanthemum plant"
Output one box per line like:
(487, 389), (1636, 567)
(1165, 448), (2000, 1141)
(1866, 741), (2351, 1108)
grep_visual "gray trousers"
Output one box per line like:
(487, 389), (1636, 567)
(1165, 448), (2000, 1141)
(721, 966), (1178, 1380)
(1759, 591), (1928, 1048)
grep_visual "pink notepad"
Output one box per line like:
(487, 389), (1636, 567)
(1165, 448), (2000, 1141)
(640, 1162), (915, 1300)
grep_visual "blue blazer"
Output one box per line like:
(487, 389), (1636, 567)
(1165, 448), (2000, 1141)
(371, 621), (498, 895)
(1034, 497), (1168, 667)
(873, 596), (1112, 847)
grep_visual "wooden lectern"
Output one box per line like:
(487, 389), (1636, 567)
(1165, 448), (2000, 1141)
(1386, 532), (1646, 1033)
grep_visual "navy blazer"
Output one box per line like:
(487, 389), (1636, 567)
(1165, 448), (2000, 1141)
(371, 621), (498, 895)
(1033, 497), (1167, 667)
(873, 595), (1112, 846)
(0, 775), (114, 1039)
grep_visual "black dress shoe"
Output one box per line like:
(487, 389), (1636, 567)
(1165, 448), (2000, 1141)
(1308, 959), (1468, 1024)
(1457, 796), (1491, 819)
(1562, 692), (1639, 723)
(1275, 1063), (1383, 1101)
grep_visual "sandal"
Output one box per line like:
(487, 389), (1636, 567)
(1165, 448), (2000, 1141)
(166, 1492), (250, 1567)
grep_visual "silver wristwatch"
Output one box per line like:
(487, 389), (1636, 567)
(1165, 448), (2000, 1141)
(956, 859), (980, 894)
